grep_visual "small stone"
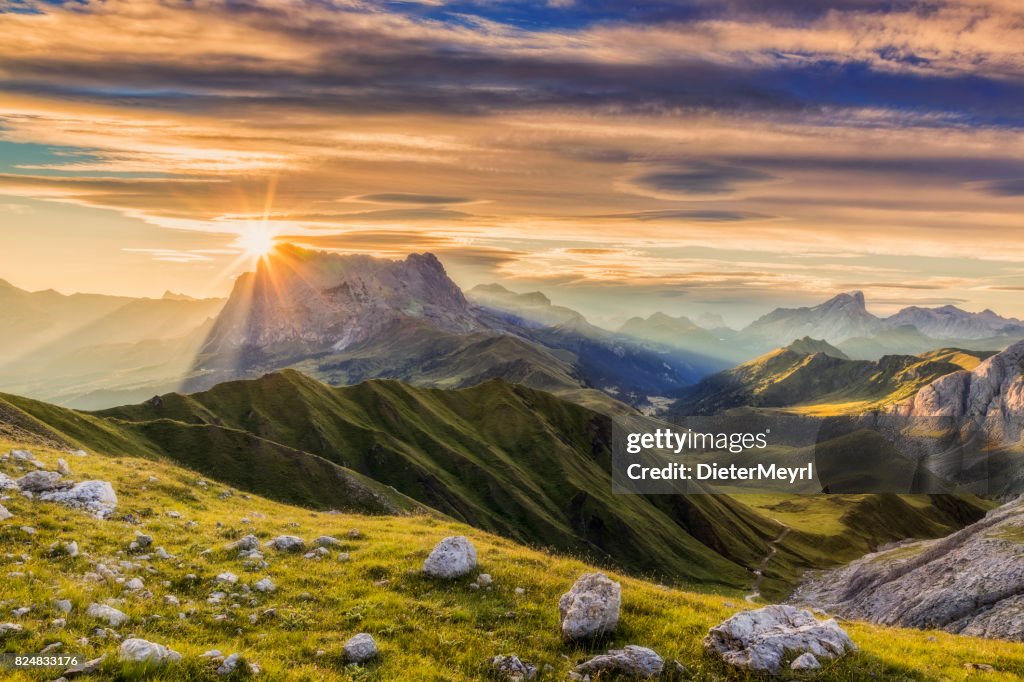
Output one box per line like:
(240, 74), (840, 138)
(0, 623), (24, 635)
(54, 600), (73, 614)
(57, 458), (71, 475)
(477, 573), (493, 587)
(314, 536), (343, 548)
(254, 578), (276, 593)
(791, 652), (821, 670)
(118, 638), (181, 666)
(124, 578), (145, 591)
(215, 572), (239, 585)
(86, 603), (128, 627)
(62, 654), (105, 677)
(134, 534), (153, 549)
(266, 535), (305, 553)
(490, 654), (537, 680)
(343, 633), (378, 663)
(0, 504), (11, 521)
(346, 529), (361, 539)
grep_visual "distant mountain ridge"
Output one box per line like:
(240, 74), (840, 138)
(744, 291), (1024, 353)
(669, 337), (992, 417)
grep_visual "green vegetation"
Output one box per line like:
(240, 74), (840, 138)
(1, 373), (989, 600)
(670, 340), (991, 417)
(1, 441), (1022, 681)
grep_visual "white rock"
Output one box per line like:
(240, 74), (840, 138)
(10, 449), (32, 461)
(576, 646), (663, 678)
(477, 573), (493, 587)
(254, 578), (276, 593)
(266, 535), (305, 552)
(791, 652), (822, 670)
(422, 536), (477, 579)
(559, 573), (621, 640)
(39, 480), (117, 519)
(124, 578), (145, 591)
(54, 600), (72, 614)
(343, 633), (378, 663)
(0, 473), (18, 491)
(704, 605), (856, 674)
(118, 638), (181, 666)
(0, 504), (11, 521)
(163, 595), (180, 606)
(57, 459), (71, 476)
(0, 623), (23, 635)
(215, 572), (239, 585)
(86, 603), (128, 627)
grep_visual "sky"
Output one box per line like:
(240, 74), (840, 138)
(2, 0), (1024, 326)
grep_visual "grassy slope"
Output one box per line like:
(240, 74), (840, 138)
(1, 441), (1022, 681)
(7, 377), (774, 590)
(0, 394), (422, 517)
(671, 345), (991, 418)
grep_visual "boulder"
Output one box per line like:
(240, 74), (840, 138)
(704, 605), (856, 674)
(490, 654), (538, 680)
(266, 535), (305, 552)
(0, 623), (24, 636)
(0, 503), (11, 521)
(39, 480), (117, 519)
(118, 638), (181, 666)
(343, 633), (378, 663)
(576, 645), (663, 678)
(558, 572), (621, 640)
(0, 473), (19, 491)
(16, 470), (67, 493)
(86, 603), (128, 627)
(422, 536), (477, 578)
(215, 572), (238, 585)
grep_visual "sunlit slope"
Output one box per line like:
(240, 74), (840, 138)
(3, 374), (989, 596)
(670, 339), (992, 417)
(0, 393), (421, 516)
(5, 377), (769, 589)
(1, 442), (1022, 681)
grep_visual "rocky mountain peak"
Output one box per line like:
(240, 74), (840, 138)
(201, 246), (478, 362)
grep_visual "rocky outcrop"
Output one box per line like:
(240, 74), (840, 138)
(201, 248), (481, 365)
(558, 572), (621, 640)
(704, 605), (856, 674)
(792, 498), (1024, 642)
(894, 339), (1024, 445)
(39, 480), (117, 519)
(422, 536), (477, 579)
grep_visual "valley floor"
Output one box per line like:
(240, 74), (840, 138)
(1, 441), (1022, 681)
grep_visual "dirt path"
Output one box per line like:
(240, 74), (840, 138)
(745, 527), (790, 603)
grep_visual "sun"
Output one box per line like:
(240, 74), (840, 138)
(236, 229), (278, 259)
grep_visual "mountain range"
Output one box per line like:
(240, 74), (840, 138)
(2, 248), (1023, 420)
(741, 291), (1024, 356)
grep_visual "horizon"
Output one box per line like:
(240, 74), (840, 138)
(4, 0), (1024, 322)
(2, 243), (1021, 330)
